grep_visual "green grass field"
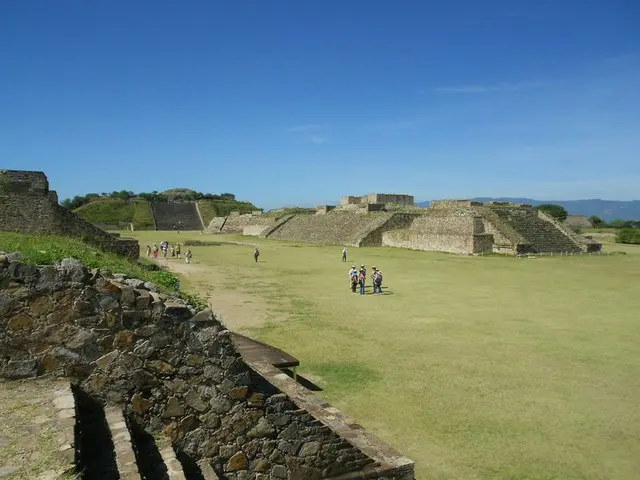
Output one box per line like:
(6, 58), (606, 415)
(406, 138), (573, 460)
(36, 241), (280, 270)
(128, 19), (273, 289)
(96, 232), (640, 478)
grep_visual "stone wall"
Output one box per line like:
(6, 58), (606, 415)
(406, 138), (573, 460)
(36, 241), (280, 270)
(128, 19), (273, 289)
(0, 256), (414, 479)
(366, 194), (414, 207)
(0, 170), (139, 259)
(382, 230), (493, 254)
(207, 217), (227, 233)
(378, 212), (494, 254)
(339, 196), (363, 206)
(340, 194), (414, 207)
(222, 214), (275, 234)
(429, 200), (482, 209)
(243, 225), (270, 236)
(357, 213), (416, 246)
(315, 205), (336, 215)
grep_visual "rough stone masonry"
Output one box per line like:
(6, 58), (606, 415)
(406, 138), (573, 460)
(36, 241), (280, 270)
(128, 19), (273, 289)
(0, 254), (414, 479)
(0, 169), (139, 259)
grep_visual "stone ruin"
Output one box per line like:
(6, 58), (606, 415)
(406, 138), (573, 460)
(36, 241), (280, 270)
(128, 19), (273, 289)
(233, 196), (602, 255)
(0, 169), (139, 259)
(337, 194), (415, 213)
(0, 254), (415, 479)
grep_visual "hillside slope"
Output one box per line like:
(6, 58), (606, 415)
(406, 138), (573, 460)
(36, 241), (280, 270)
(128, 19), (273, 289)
(73, 197), (260, 230)
(73, 198), (154, 229)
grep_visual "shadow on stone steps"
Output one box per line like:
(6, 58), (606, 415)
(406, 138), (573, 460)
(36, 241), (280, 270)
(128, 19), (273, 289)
(72, 386), (119, 480)
(126, 416), (169, 479)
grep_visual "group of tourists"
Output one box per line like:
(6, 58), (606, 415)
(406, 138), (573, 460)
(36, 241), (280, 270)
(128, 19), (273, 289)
(348, 264), (384, 295)
(145, 241), (193, 264)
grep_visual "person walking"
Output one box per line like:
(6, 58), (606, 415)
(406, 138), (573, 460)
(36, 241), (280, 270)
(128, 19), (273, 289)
(145, 245), (151, 257)
(253, 247), (260, 262)
(341, 247), (347, 262)
(185, 249), (193, 264)
(175, 244), (181, 259)
(152, 245), (159, 258)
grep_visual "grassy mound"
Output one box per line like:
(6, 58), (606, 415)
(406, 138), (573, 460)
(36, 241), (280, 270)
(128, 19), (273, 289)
(73, 197), (258, 229)
(74, 198), (154, 229)
(0, 232), (205, 310)
(73, 198), (135, 224)
(197, 200), (259, 225)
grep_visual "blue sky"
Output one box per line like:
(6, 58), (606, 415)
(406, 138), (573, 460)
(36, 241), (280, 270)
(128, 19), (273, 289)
(1, 1), (639, 209)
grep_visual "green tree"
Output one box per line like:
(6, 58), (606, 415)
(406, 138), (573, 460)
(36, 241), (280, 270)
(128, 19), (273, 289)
(588, 215), (604, 228)
(616, 228), (640, 244)
(608, 219), (635, 229)
(535, 204), (568, 221)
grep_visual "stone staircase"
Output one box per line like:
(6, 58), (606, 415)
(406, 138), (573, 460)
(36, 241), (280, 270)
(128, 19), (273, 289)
(151, 202), (203, 231)
(267, 212), (382, 245)
(0, 378), (198, 479)
(489, 207), (582, 253)
(74, 386), (193, 479)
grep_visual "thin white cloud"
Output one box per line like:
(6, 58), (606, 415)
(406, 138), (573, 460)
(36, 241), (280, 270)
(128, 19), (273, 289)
(308, 135), (327, 145)
(287, 124), (324, 132)
(434, 81), (545, 94)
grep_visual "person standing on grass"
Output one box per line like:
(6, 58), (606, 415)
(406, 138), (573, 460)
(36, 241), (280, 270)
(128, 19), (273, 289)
(350, 269), (359, 293)
(153, 245), (159, 258)
(342, 247), (347, 262)
(348, 265), (356, 278)
(185, 249), (193, 264)
(253, 247), (260, 262)
(145, 245), (151, 257)
(373, 269), (383, 294)
(371, 266), (377, 291)
(358, 270), (366, 295)
(175, 243), (181, 259)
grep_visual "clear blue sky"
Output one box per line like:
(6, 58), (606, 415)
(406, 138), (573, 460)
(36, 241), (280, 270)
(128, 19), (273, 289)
(2, 1), (639, 208)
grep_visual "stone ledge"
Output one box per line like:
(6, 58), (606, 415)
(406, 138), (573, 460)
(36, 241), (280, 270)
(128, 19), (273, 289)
(105, 406), (141, 479)
(246, 360), (415, 479)
(157, 436), (188, 480)
(51, 384), (77, 473)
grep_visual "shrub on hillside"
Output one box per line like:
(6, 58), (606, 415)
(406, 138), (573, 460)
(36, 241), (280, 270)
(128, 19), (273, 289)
(616, 228), (640, 245)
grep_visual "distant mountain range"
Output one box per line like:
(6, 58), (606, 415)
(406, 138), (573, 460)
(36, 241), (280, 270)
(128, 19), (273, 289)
(415, 198), (640, 221)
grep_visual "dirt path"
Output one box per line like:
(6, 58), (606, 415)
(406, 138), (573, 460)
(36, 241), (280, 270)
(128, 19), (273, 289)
(154, 258), (279, 333)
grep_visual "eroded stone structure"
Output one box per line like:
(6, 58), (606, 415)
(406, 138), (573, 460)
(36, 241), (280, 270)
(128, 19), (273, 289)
(0, 170), (139, 259)
(339, 193), (415, 211)
(236, 197), (602, 255)
(0, 255), (414, 479)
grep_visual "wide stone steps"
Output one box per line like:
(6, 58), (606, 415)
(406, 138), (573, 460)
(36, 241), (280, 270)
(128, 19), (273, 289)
(151, 203), (203, 231)
(491, 209), (582, 253)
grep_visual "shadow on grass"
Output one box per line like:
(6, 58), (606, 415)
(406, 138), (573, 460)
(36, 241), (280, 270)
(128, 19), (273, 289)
(281, 368), (323, 391)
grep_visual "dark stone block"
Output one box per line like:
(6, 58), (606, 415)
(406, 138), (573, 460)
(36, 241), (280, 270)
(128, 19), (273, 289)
(3, 358), (38, 379)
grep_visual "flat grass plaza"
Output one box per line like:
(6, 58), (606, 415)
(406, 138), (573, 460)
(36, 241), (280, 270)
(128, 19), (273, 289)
(125, 231), (640, 480)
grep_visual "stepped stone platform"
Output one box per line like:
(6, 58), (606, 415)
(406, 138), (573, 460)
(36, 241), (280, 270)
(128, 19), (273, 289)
(0, 255), (415, 479)
(0, 169), (139, 259)
(151, 202), (204, 231)
(267, 211), (386, 246)
(250, 198), (601, 255)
